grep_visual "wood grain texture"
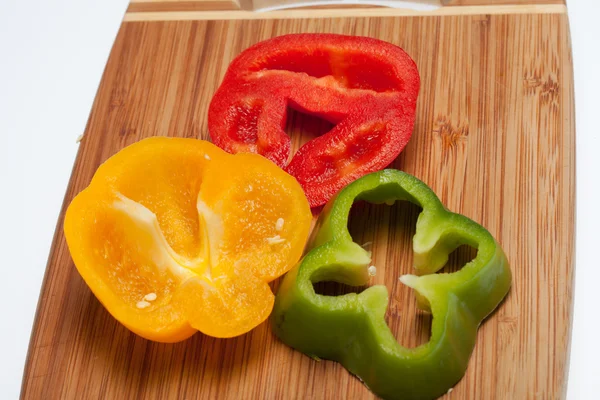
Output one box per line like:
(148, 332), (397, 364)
(22, 12), (575, 400)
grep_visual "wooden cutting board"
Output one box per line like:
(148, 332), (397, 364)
(22, 2), (574, 399)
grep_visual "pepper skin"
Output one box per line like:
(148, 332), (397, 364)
(65, 137), (312, 342)
(271, 170), (512, 399)
(208, 34), (420, 207)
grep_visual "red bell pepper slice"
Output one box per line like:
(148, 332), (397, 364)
(208, 34), (420, 207)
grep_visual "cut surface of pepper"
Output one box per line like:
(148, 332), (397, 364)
(64, 137), (312, 342)
(271, 170), (512, 400)
(208, 34), (420, 207)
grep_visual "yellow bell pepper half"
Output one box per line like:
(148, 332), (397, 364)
(65, 137), (312, 342)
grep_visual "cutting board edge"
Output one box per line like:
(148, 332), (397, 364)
(122, 3), (567, 21)
(20, 149), (85, 399)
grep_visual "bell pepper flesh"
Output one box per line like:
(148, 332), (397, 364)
(272, 170), (512, 400)
(65, 137), (312, 342)
(208, 33), (420, 207)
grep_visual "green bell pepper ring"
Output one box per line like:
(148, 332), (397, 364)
(271, 170), (512, 400)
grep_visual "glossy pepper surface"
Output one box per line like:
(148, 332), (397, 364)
(65, 137), (312, 342)
(271, 170), (512, 400)
(208, 34), (420, 207)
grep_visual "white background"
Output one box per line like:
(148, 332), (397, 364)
(0, 0), (598, 398)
